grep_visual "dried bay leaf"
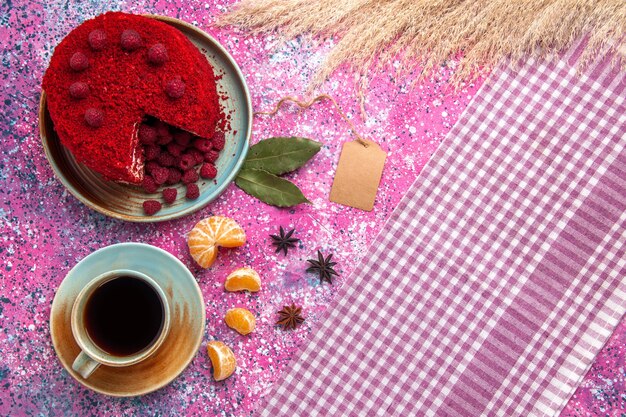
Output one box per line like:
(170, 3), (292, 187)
(235, 168), (310, 207)
(242, 137), (321, 175)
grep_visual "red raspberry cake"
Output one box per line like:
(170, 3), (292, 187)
(42, 12), (222, 184)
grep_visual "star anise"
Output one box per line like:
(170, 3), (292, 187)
(276, 304), (305, 330)
(270, 226), (299, 255)
(306, 250), (338, 284)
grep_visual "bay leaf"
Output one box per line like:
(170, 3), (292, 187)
(242, 137), (322, 175)
(235, 168), (310, 207)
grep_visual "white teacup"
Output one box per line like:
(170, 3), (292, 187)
(71, 269), (171, 379)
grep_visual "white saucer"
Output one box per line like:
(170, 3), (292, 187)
(50, 243), (205, 396)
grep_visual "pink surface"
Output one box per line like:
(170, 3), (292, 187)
(255, 45), (626, 416)
(0, 1), (622, 416)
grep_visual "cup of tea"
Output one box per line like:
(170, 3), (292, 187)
(70, 269), (171, 379)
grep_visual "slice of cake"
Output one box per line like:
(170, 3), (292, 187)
(42, 12), (222, 184)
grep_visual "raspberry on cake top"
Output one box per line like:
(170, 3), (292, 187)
(43, 12), (222, 184)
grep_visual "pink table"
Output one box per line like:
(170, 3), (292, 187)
(0, 1), (623, 415)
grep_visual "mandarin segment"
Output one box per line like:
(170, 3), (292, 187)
(211, 216), (247, 247)
(224, 308), (256, 335)
(224, 267), (261, 292)
(206, 341), (236, 381)
(187, 216), (246, 268)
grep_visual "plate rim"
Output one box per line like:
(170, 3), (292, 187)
(39, 14), (252, 222)
(50, 242), (206, 397)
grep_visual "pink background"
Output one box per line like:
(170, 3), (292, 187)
(0, 1), (623, 415)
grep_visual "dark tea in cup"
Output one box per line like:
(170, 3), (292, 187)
(84, 276), (165, 356)
(71, 269), (171, 379)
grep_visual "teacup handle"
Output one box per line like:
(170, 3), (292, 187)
(72, 351), (100, 379)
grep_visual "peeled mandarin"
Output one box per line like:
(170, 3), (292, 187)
(224, 308), (256, 335)
(187, 216), (246, 268)
(206, 341), (236, 381)
(224, 267), (261, 292)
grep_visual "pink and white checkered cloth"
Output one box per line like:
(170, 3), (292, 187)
(258, 44), (626, 416)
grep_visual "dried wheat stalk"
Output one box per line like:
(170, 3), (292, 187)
(219, 0), (625, 86)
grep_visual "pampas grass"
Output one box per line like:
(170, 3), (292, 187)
(219, 0), (625, 86)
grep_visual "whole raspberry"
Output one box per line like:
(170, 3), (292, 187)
(143, 200), (162, 216)
(185, 183), (200, 200)
(138, 124), (157, 144)
(155, 123), (173, 145)
(187, 149), (204, 165)
(192, 139), (213, 153)
(173, 131), (191, 146)
(170, 154), (182, 169)
(88, 29), (107, 51)
(157, 135), (173, 146)
(166, 142), (184, 157)
(84, 108), (104, 128)
(145, 161), (160, 175)
(199, 163), (217, 179)
(178, 154), (196, 171)
(121, 29), (142, 51)
(165, 77), (185, 99)
(155, 121), (170, 138)
(212, 131), (225, 151)
(157, 152), (176, 167)
(182, 169), (199, 184)
(142, 175), (159, 193)
(166, 168), (182, 185)
(204, 150), (220, 163)
(147, 43), (168, 66)
(162, 188), (177, 204)
(152, 166), (170, 185)
(69, 82), (89, 99)
(144, 144), (160, 161)
(69, 52), (89, 71)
